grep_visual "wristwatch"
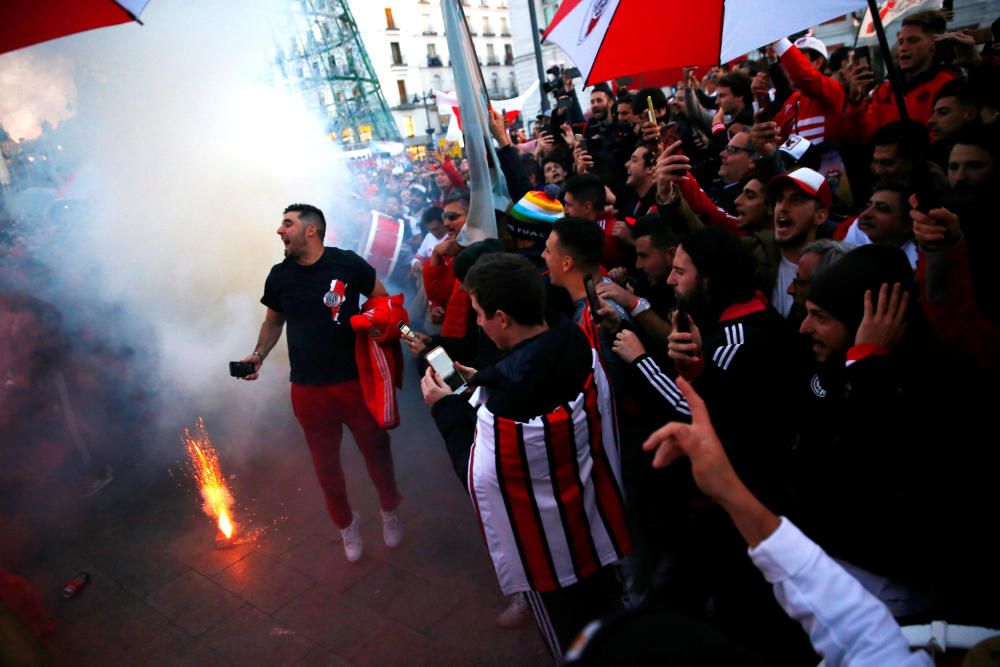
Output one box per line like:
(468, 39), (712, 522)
(629, 298), (651, 317)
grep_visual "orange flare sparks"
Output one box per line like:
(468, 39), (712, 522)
(183, 418), (236, 539)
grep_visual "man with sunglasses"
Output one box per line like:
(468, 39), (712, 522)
(423, 192), (471, 338)
(677, 129), (759, 221)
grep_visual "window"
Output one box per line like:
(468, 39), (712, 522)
(504, 43), (513, 65)
(487, 44), (496, 62)
(482, 17), (492, 35)
(432, 73), (442, 90)
(403, 116), (416, 138)
(384, 8), (397, 30)
(422, 13), (435, 34)
(397, 80), (408, 105)
(427, 43), (442, 67)
(390, 42), (403, 65)
(490, 72), (499, 94)
(501, 17), (509, 35)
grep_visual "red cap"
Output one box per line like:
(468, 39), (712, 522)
(766, 167), (833, 209)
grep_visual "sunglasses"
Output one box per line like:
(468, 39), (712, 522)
(724, 145), (755, 155)
(444, 212), (465, 221)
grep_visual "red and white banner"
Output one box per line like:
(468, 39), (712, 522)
(543, 0), (868, 86)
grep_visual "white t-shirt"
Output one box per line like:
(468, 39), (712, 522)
(412, 231), (446, 267)
(772, 256), (797, 318)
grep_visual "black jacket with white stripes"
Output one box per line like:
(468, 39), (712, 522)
(629, 298), (801, 510)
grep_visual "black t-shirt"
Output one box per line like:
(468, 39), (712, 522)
(261, 248), (375, 385)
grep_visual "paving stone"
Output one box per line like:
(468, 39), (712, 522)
(294, 647), (355, 666)
(339, 563), (463, 634)
(168, 526), (258, 577)
(146, 570), (245, 636)
(122, 627), (233, 666)
(58, 589), (172, 664)
(199, 606), (316, 666)
(213, 551), (315, 613)
(280, 534), (381, 592)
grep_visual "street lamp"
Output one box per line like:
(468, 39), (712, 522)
(418, 91), (439, 151)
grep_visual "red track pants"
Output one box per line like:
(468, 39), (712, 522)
(290, 380), (401, 529)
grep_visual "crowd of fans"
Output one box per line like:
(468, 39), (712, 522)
(376, 10), (1000, 665)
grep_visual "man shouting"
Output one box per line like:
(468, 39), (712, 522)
(238, 203), (403, 563)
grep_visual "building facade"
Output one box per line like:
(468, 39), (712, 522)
(348, 0), (520, 147)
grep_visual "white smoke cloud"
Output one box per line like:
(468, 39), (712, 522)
(3, 0), (360, 457)
(0, 50), (77, 141)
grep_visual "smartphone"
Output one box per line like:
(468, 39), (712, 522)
(398, 321), (415, 338)
(674, 301), (690, 334)
(854, 46), (871, 68)
(660, 122), (683, 154)
(754, 89), (772, 122)
(584, 273), (603, 323)
(229, 361), (255, 378)
(912, 167), (942, 215)
(426, 346), (466, 393)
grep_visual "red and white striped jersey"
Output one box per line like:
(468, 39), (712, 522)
(466, 349), (632, 595)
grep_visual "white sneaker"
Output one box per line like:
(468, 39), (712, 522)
(496, 593), (532, 629)
(381, 509), (404, 549)
(340, 512), (363, 562)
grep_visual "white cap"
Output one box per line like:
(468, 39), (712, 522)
(794, 36), (828, 61)
(391, 166), (404, 176)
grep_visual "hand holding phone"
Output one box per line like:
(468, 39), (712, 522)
(229, 361), (256, 378)
(425, 346), (467, 393)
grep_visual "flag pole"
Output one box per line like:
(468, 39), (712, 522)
(865, 0), (909, 121)
(527, 0), (550, 114)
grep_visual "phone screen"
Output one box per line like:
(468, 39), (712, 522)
(426, 347), (465, 392)
(398, 321), (415, 338)
(660, 122), (682, 154)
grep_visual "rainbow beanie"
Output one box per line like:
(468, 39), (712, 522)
(508, 184), (564, 239)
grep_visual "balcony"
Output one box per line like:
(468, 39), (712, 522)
(422, 29), (438, 35)
(501, 31), (511, 36)
(426, 56), (444, 67)
(504, 57), (514, 66)
(391, 59), (408, 68)
(482, 31), (495, 36)
(486, 59), (500, 66)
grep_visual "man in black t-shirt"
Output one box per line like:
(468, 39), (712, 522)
(238, 203), (402, 563)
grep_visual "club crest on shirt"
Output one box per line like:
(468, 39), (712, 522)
(810, 373), (827, 398)
(578, 0), (609, 45)
(324, 279), (348, 322)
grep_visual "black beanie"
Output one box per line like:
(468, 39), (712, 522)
(454, 238), (505, 282)
(807, 244), (914, 333)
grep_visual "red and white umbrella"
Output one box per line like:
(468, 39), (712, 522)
(543, 0), (868, 86)
(1, 0), (151, 56)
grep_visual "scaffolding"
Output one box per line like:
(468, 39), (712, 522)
(276, 0), (400, 144)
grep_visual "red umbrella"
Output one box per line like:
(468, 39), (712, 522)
(543, 0), (868, 86)
(1, 0), (151, 56)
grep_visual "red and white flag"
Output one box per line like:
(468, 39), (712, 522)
(857, 0), (943, 44)
(543, 0), (867, 85)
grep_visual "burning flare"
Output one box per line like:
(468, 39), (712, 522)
(183, 418), (235, 539)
